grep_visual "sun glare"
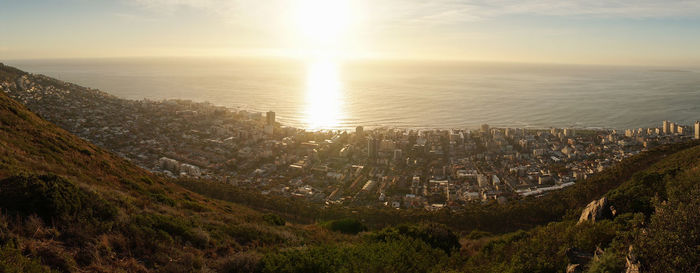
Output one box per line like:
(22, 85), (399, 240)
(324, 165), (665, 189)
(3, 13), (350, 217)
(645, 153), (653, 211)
(295, 0), (351, 48)
(303, 59), (344, 130)
(295, 0), (352, 130)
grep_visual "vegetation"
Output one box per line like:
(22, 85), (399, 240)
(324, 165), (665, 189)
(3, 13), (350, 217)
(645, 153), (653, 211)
(321, 218), (367, 234)
(258, 144), (700, 273)
(178, 141), (699, 234)
(1, 64), (699, 272)
(260, 236), (449, 273)
(0, 174), (117, 224)
(262, 214), (286, 226)
(0, 80), (333, 272)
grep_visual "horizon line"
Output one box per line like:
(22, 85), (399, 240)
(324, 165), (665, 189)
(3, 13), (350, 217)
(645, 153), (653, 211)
(4, 54), (700, 69)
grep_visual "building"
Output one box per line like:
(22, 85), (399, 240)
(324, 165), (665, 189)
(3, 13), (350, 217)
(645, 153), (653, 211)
(670, 122), (677, 134)
(695, 121), (700, 140)
(368, 137), (378, 162)
(393, 149), (403, 161)
(362, 180), (377, 192)
(379, 139), (395, 151)
(356, 126), (364, 139)
(563, 128), (576, 137)
(266, 111), (275, 125)
(663, 120), (670, 134)
(480, 124), (490, 133)
(263, 124), (274, 135)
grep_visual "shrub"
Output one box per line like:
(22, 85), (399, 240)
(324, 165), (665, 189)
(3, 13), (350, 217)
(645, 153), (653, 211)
(150, 193), (176, 206)
(369, 223), (460, 254)
(260, 237), (448, 273)
(181, 200), (210, 212)
(128, 214), (209, 248)
(0, 174), (117, 224)
(466, 229), (493, 240)
(0, 244), (52, 273)
(321, 219), (366, 235)
(262, 214), (286, 226)
(216, 251), (262, 273)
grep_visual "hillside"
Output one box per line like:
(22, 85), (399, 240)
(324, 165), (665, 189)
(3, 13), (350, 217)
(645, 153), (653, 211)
(0, 75), (343, 272)
(1, 63), (699, 272)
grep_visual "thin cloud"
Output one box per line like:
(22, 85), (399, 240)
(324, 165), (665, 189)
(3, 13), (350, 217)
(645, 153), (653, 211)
(378, 0), (700, 26)
(125, 0), (700, 28)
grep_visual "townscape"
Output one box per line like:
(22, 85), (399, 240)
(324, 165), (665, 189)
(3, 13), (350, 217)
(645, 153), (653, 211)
(3, 73), (699, 211)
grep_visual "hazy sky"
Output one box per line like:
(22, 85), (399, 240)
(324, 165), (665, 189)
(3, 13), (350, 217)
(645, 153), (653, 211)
(2, 0), (700, 65)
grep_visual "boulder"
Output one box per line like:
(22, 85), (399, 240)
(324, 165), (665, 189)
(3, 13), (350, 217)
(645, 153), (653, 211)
(566, 263), (582, 273)
(578, 197), (611, 224)
(626, 246), (641, 273)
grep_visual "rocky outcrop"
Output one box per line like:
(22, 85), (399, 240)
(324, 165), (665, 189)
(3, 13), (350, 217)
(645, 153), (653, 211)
(566, 263), (582, 273)
(626, 246), (641, 273)
(578, 197), (612, 224)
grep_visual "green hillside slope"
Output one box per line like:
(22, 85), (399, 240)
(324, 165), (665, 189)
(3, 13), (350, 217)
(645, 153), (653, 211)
(0, 84), (339, 272)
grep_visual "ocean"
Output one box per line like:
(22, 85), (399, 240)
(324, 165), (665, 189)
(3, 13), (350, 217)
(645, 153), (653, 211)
(6, 58), (700, 131)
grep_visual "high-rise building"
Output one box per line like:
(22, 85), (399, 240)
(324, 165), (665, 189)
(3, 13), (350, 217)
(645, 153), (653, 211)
(266, 111), (275, 125)
(480, 124), (489, 133)
(695, 121), (700, 140)
(564, 128), (576, 137)
(263, 125), (273, 135)
(393, 149), (403, 161)
(356, 126), (364, 138)
(367, 137), (378, 162)
(670, 122), (677, 134)
(663, 120), (670, 134)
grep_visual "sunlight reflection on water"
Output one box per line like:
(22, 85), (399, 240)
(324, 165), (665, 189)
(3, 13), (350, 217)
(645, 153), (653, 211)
(303, 59), (345, 130)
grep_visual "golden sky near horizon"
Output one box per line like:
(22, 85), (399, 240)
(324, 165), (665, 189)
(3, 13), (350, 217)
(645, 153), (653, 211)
(2, 0), (700, 65)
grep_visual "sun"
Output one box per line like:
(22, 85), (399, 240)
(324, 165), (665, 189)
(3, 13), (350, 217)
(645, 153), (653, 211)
(295, 0), (351, 48)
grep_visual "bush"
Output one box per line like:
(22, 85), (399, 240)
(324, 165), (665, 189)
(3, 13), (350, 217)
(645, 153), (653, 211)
(586, 250), (625, 273)
(181, 200), (210, 212)
(466, 229), (493, 240)
(636, 168), (700, 273)
(262, 214), (286, 226)
(150, 193), (176, 206)
(0, 243), (53, 273)
(369, 223), (460, 254)
(0, 174), (117, 224)
(260, 237), (448, 273)
(216, 251), (262, 273)
(126, 213), (210, 250)
(321, 219), (366, 235)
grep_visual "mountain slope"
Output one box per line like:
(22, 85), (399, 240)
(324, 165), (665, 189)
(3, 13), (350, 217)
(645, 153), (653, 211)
(0, 77), (335, 272)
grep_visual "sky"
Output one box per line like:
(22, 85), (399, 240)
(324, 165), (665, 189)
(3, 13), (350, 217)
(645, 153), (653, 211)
(2, 0), (700, 66)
